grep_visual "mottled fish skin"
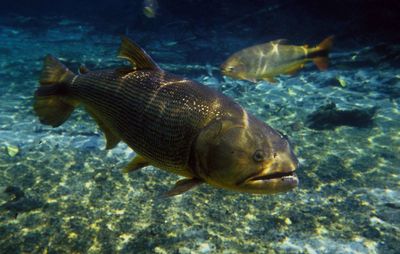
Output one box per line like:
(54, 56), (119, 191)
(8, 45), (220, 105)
(71, 69), (241, 175)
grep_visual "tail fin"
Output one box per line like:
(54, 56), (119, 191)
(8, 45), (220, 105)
(313, 35), (334, 71)
(34, 55), (77, 127)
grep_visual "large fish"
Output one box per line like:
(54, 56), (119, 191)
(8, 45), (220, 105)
(221, 36), (334, 83)
(34, 36), (299, 196)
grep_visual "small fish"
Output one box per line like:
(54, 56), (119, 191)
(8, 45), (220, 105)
(34, 36), (299, 196)
(143, 0), (158, 18)
(221, 36), (334, 83)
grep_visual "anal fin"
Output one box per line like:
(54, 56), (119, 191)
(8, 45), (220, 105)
(103, 128), (120, 149)
(284, 64), (303, 75)
(313, 57), (329, 71)
(244, 77), (258, 83)
(85, 106), (121, 149)
(123, 155), (150, 173)
(164, 178), (203, 197)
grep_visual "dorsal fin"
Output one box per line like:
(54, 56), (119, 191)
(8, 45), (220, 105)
(270, 39), (288, 45)
(118, 36), (160, 70)
(79, 65), (90, 74)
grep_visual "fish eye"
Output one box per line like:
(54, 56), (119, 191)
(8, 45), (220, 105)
(252, 149), (265, 162)
(226, 66), (235, 72)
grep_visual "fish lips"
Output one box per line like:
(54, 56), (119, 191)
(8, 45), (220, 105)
(239, 171), (299, 194)
(220, 68), (228, 76)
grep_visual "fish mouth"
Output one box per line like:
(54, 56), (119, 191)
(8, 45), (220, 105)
(251, 171), (297, 181)
(239, 170), (299, 193)
(220, 64), (229, 75)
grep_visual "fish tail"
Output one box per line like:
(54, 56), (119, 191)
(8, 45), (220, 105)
(34, 55), (77, 127)
(313, 35), (334, 71)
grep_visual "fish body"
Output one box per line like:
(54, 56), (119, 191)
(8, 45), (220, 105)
(221, 36), (334, 83)
(70, 69), (237, 176)
(34, 36), (298, 196)
(143, 0), (158, 18)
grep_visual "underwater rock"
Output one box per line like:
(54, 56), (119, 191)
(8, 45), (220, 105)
(378, 76), (400, 99)
(384, 203), (400, 209)
(0, 186), (43, 217)
(4, 186), (25, 200)
(306, 103), (377, 130)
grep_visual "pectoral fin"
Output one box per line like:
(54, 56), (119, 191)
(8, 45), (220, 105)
(123, 155), (150, 173)
(164, 178), (203, 197)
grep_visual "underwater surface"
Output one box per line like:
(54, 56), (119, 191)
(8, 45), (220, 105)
(1, 0), (399, 253)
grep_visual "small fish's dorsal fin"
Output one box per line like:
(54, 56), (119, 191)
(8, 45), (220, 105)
(79, 65), (90, 74)
(270, 39), (288, 45)
(118, 36), (160, 70)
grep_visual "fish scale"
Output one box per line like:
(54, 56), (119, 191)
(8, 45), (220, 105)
(72, 69), (232, 170)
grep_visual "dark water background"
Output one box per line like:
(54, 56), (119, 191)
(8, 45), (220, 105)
(0, 0), (399, 253)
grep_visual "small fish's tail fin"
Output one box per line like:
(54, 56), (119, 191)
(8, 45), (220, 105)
(34, 55), (77, 127)
(313, 35), (334, 71)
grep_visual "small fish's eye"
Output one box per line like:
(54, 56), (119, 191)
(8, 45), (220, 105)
(252, 150), (265, 162)
(227, 66), (235, 72)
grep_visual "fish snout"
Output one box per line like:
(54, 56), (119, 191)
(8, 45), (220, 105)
(253, 150), (299, 190)
(272, 150), (299, 174)
(220, 63), (229, 75)
(238, 150), (299, 194)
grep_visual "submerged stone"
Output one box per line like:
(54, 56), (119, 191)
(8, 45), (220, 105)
(306, 103), (377, 130)
(5, 144), (20, 157)
(0, 186), (43, 217)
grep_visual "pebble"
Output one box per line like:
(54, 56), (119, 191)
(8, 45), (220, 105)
(6, 144), (19, 157)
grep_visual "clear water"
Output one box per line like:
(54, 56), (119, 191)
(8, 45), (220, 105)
(1, 1), (399, 253)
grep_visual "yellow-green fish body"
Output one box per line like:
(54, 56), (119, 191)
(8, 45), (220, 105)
(221, 36), (334, 83)
(34, 37), (299, 196)
(143, 0), (158, 18)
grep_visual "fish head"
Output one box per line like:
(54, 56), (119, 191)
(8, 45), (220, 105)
(194, 115), (299, 194)
(220, 56), (248, 80)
